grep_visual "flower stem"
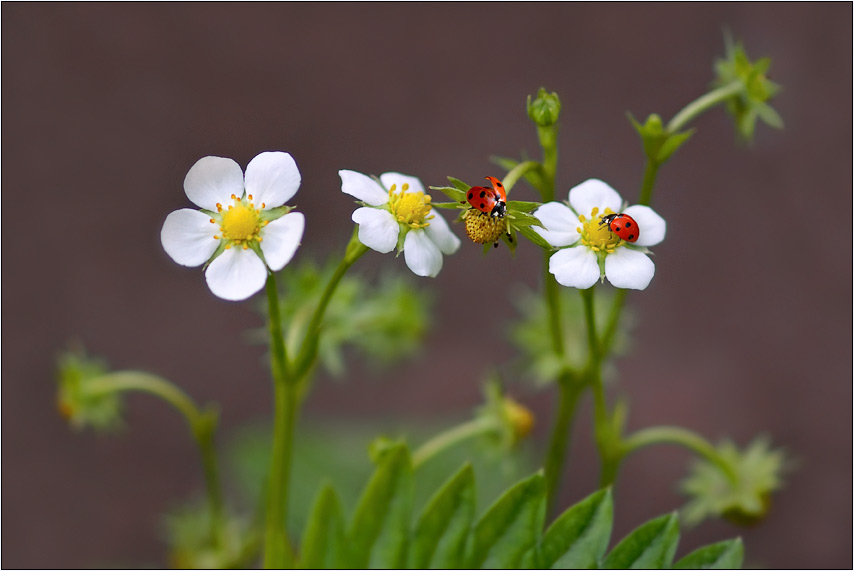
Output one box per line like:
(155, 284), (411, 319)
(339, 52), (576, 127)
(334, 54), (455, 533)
(636, 157), (662, 207)
(666, 80), (743, 134)
(544, 378), (583, 516)
(537, 125), (559, 201)
(622, 426), (738, 483)
(412, 416), (501, 469)
(85, 372), (224, 544)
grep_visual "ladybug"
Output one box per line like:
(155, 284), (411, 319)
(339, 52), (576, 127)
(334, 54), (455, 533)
(464, 176), (507, 218)
(600, 213), (639, 243)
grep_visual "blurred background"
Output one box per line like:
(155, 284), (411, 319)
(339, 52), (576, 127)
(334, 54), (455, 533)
(3, 3), (851, 568)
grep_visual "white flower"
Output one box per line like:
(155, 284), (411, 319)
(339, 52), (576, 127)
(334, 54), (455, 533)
(339, 170), (460, 277)
(161, 152), (305, 301)
(533, 179), (666, 290)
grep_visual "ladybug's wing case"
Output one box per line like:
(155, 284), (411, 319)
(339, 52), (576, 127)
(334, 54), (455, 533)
(467, 186), (496, 213)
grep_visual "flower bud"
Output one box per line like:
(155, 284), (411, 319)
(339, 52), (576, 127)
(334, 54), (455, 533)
(527, 88), (561, 127)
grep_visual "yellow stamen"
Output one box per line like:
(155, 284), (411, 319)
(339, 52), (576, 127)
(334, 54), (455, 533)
(388, 185), (434, 229)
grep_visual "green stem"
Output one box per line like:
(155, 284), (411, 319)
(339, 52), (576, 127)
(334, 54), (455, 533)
(622, 426), (738, 484)
(666, 80), (743, 134)
(544, 380), (583, 516)
(600, 289), (628, 358)
(502, 160), (541, 194)
(412, 417), (501, 469)
(537, 125), (559, 201)
(636, 157), (662, 207)
(86, 372), (224, 542)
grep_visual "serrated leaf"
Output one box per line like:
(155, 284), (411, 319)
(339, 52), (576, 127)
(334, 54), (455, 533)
(430, 185), (467, 203)
(602, 512), (680, 569)
(657, 129), (695, 163)
(298, 484), (346, 569)
(468, 472), (545, 569)
(506, 200), (540, 213)
(410, 464), (475, 569)
(674, 538), (744, 569)
(347, 444), (413, 568)
(540, 488), (613, 569)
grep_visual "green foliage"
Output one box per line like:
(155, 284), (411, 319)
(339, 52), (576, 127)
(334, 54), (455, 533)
(258, 258), (430, 377)
(714, 35), (783, 141)
(628, 112), (695, 165)
(509, 286), (632, 385)
(56, 348), (123, 431)
(164, 502), (259, 569)
(294, 443), (743, 569)
(681, 437), (786, 526)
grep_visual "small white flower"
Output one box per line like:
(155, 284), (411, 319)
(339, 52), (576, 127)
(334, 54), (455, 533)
(340, 170), (460, 277)
(161, 152), (305, 301)
(533, 179), (666, 290)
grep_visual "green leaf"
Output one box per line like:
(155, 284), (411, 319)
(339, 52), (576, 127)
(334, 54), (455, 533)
(432, 201), (465, 210)
(674, 538), (744, 569)
(602, 512), (680, 569)
(447, 177), (471, 192)
(410, 464), (476, 569)
(299, 484), (346, 569)
(430, 185), (467, 203)
(468, 472), (545, 569)
(516, 225), (553, 250)
(508, 211), (544, 229)
(540, 488), (613, 569)
(506, 200), (540, 213)
(347, 444), (413, 568)
(656, 129), (695, 164)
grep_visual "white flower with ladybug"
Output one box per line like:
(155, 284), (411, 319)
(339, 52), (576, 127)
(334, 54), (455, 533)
(533, 179), (666, 290)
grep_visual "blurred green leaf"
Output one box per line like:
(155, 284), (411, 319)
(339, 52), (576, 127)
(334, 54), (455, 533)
(540, 488), (613, 569)
(348, 444), (413, 568)
(601, 513), (680, 569)
(163, 501), (259, 570)
(410, 464), (475, 569)
(468, 472), (545, 569)
(299, 484), (346, 569)
(674, 538), (744, 569)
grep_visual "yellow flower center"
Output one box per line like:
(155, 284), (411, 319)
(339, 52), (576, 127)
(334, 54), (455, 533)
(464, 209), (508, 244)
(388, 183), (434, 229)
(577, 206), (623, 254)
(212, 194), (268, 250)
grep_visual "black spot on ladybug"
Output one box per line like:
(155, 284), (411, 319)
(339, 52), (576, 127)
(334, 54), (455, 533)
(479, 190), (486, 198)
(480, 203), (485, 209)
(625, 221), (632, 227)
(467, 192), (473, 199)
(628, 234), (634, 240)
(497, 182), (503, 187)
(614, 225), (621, 231)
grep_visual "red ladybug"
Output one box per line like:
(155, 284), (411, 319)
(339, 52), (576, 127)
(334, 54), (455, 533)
(465, 176), (507, 218)
(600, 213), (639, 243)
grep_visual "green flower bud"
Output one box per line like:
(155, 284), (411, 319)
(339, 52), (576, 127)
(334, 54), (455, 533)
(527, 88), (561, 127)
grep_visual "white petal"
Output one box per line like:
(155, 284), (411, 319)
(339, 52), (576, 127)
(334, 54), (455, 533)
(532, 202), (581, 247)
(244, 151), (301, 208)
(568, 179), (623, 217)
(380, 172), (425, 194)
(204, 247), (268, 301)
(604, 247), (655, 290)
(404, 229), (443, 277)
(161, 209), (220, 267)
(184, 156), (245, 210)
(352, 207), (399, 253)
(260, 212), (305, 271)
(622, 205), (666, 247)
(549, 247), (600, 289)
(424, 211), (461, 255)
(339, 170), (389, 206)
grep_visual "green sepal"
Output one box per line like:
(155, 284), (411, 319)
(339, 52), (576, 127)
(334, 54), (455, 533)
(346, 443), (413, 568)
(674, 538), (744, 570)
(298, 484), (346, 569)
(202, 239), (228, 270)
(432, 201), (467, 210)
(539, 487), (613, 569)
(396, 225), (410, 253)
(409, 463), (476, 569)
(601, 512), (680, 569)
(527, 87), (562, 127)
(628, 112), (694, 165)
(447, 176), (471, 192)
(259, 205), (292, 222)
(507, 211), (544, 230)
(754, 100), (784, 129)
(492, 156), (544, 192)
(430, 185), (468, 203)
(516, 225), (553, 251)
(506, 200), (540, 213)
(468, 472), (545, 569)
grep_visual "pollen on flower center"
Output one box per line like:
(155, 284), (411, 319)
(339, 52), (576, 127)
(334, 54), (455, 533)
(578, 207), (623, 254)
(388, 183), (434, 228)
(216, 195), (266, 249)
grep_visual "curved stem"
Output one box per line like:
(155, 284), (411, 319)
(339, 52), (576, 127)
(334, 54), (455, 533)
(622, 426), (738, 483)
(85, 372), (224, 543)
(412, 417), (500, 469)
(666, 80), (743, 134)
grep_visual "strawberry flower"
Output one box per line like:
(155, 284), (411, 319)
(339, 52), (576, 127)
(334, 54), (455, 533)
(161, 152), (305, 301)
(534, 179), (666, 290)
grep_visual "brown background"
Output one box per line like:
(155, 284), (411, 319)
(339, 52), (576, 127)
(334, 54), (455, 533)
(3, 3), (851, 569)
